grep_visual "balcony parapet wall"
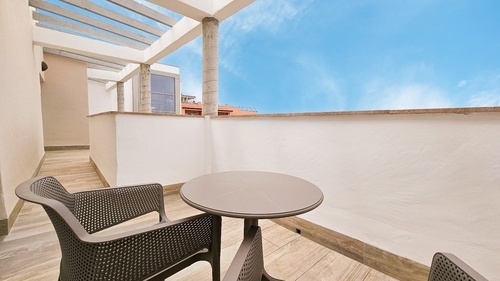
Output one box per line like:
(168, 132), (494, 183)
(88, 107), (500, 280)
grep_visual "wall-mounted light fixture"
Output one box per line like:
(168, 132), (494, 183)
(41, 61), (48, 71)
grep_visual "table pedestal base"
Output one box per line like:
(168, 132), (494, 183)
(243, 219), (284, 281)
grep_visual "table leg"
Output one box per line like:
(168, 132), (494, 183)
(244, 218), (259, 236)
(242, 219), (284, 281)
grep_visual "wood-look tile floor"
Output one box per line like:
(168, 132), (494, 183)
(0, 150), (397, 281)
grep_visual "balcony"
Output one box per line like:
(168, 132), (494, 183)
(1, 1), (498, 280)
(2, 106), (498, 280)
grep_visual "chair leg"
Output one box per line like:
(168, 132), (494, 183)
(212, 215), (222, 281)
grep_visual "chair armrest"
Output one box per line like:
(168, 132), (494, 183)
(223, 225), (264, 281)
(82, 213), (213, 243)
(61, 213), (217, 280)
(73, 183), (167, 233)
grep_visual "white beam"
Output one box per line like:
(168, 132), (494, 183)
(104, 17), (201, 90)
(144, 17), (202, 64)
(87, 63), (122, 71)
(44, 48), (126, 69)
(105, 81), (117, 90)
(106, 63), (141, 90)
(118, 63), (141, 82)
(87, 68), (120, 81)
(33, 26), (144, 63)
(108, 0), (178, 27)
(30, 0), (155, 45)
(212, 0), (255, 22)
(61, 0), (165, 37)
(34, 14), (147, 50)
(105, 63), (180, 90)
(147, 0), (255, 21)
(146, 0), (212, 21)
(151, 63), (180, 75)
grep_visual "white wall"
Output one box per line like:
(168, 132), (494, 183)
(41, 53), (89, 147)
(88, 110), (500, 279)
(88, 80), (115, 115)
(88, 80), (133, 115)
(115, 114), (205, 186)
(0, 0), (45, 221)
(89, 113), (205, 187)
(210, 112), (500, 280)
(89, 113), (117, 186)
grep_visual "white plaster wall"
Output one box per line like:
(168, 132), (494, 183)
(87, 110), (499, 279)
(114, 114), (205, 186)
(88, 80), (114, 115)
(210, 112), (500, 280)
(0, 0), (45, 220)
(41, 53), (89, 147)
(88, 114), (117, 186)
(88, 80), (133, 114)
(124, 80), (134, 112)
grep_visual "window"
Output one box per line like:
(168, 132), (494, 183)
(151, 74), (175, 113)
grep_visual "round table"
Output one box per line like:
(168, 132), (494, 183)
(180, 171), (324, 280)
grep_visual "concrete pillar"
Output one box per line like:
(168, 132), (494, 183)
(117, 81), (125, 112)
(140, 64), (151, 113)
(202, 17), (219, 116)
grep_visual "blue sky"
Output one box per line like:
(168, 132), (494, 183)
(162, 0), (500, 114)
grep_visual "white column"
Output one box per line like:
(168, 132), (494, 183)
(140, 64), (151, 113)
(117, 81), (124, 112)
(202, 17), (219, 116)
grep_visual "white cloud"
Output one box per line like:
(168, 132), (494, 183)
(295, 55), (345, 111)
(362, 83), (451, 110)
(459, 73), (500, 107)
(223, 0), (311, 35)
(457, 80), (467, 88)
(218, 0), (312, 76)
(468, 90), (500, 107)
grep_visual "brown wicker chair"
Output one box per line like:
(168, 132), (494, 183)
(428, 252), (488, 281)
(16, 176), (221, 281)
(223, 225), (264, 281)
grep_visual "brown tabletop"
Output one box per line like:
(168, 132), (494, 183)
(180, 171), (324, 220)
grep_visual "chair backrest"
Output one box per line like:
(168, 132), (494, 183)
(428, 252), (488, 281)
(223, 225), (264, 281)
(16, 177), (98, 279)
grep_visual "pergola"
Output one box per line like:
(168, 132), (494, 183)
(29, 0), (255, 115)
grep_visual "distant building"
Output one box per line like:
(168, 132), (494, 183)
(181, 95), (257, 116)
